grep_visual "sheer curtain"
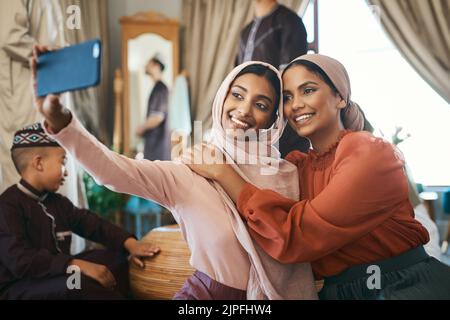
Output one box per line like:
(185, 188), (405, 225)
(59, 0), (111, 143)
(368, 0), (450, 103)
(57, 0), (112, 253)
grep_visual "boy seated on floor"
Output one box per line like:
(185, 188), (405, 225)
(0, 123), (160, 300)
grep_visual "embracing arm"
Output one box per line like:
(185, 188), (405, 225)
(214, 166), (246, 203)
(235, 134), (414, 263)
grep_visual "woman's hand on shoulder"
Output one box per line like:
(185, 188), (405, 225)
(181, 143), (231, 180)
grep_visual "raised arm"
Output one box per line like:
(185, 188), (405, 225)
(44, 114), (193, 209)
(31, 46), (193, 210)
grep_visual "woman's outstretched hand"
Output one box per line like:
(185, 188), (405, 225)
(31, 45), (72, 133)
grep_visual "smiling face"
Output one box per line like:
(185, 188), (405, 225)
(282, 64), (346, 142)
(221, 73), (277, 139)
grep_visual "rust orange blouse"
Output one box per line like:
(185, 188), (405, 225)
(237, 130), (429, 279)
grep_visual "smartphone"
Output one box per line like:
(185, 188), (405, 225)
(36, 39), (102, 97)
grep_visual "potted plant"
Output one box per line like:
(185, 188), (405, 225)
(82, 171), (126, 225)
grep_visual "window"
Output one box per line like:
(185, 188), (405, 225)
(301, 0), (450, 186)
(300, 0), (318, 52)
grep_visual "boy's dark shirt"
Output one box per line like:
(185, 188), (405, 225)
(0, 179), (133, 291)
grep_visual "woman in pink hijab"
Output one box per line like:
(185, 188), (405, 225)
(184, 54), (450, 299)
(32, 44), (317, 300)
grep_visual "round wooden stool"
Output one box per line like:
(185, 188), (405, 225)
(129, 224), (194, 299)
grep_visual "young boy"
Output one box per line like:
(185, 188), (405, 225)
(0, 123), (160, 300)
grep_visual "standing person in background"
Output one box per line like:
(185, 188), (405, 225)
(236, 0), (308, 69)
(136, 53), (170, 161)
(0, 0), (64, 193)
(236, 0), (310, 157)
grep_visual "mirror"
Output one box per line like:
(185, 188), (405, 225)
(120, 12), (179, 156)
(128, 34), (173, 155)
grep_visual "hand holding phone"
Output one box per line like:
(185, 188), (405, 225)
(31, 45), (72, 134)
(36, 39), (102, 97)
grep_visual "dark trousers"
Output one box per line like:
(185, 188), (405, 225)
(319, 246), (450, 300)
(1, 249), (129, 300)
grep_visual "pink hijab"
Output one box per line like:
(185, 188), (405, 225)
(210, 61), (317, 300)
(285, 54), (366, 131)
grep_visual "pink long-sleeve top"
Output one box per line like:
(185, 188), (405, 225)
(44, 116), (250, 290)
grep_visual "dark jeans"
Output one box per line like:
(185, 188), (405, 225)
(319, 246), (450, 300)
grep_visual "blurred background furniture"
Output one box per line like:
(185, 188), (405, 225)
(119, 11), (179, 157)
(406, 169), (441, 260)
(419, 191), (439, 221)
(441, 189), (450, 256)
(124, 196), (163, 239)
